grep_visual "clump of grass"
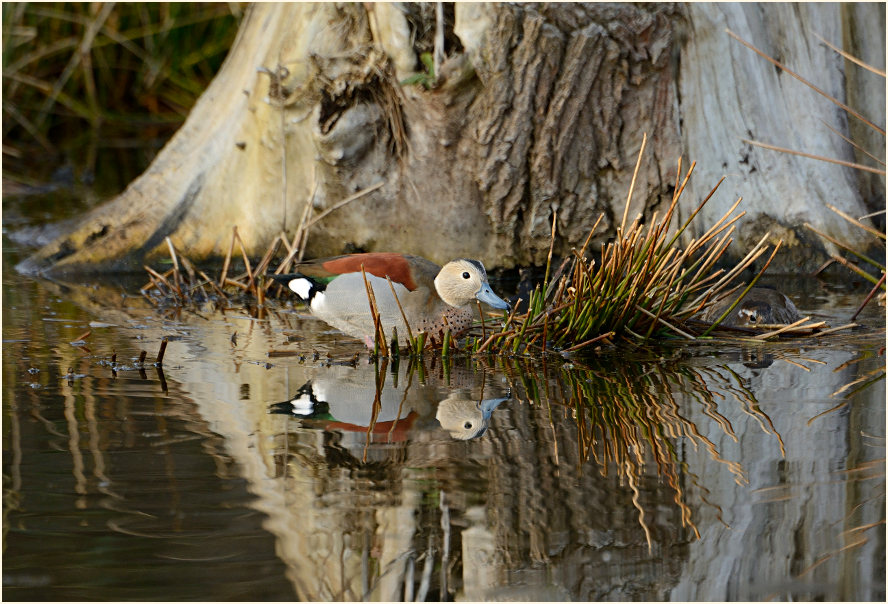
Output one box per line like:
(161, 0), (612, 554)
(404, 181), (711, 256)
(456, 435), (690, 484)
(468, 139), (793, 355)
(141, 227), (288, 310)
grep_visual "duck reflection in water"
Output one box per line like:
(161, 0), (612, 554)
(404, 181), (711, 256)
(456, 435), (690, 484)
(269, 379), (508, 442)
(269, 378), (420, 442)
(435, 391), (510, 440)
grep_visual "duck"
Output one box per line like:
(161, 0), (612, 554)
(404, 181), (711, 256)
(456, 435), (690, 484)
(701, 286), (803, 327)
(273, 253), (510, 345)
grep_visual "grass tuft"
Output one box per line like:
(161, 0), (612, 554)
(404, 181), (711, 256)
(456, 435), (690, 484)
(469, 148), (809, 355)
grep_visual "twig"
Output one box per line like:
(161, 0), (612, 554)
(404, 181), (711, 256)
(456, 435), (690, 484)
(385, 275), (415, 346)
(807, 223), (885, 279)
(165, 236), (183, 298)
(819, 119), (886, 167)
(752, 317), (816, 340)
(814, 33), (886, 77)
(811, 258), (836, 276)
(476, 300), (487, 346)
(254, 235), (281, 277)
(859, 209), (886, 221)
(826, 203), (887, 241)
(475, 329), (517, 354)
(304, 181), (385, 230)
(144, 265), (174, 292)
(742, 139), (885, 175)
(561, 331), (615, 353)
(232, 226), (255, 291)
(361, 265), (388, 357)
(811, 322), (859, 338)
(198, 270), (228, 299)
(218, 227), (236, 288)
(727, 28), (885, 135)
(635, 305), (696, 340)
(544, 209), (558, 291)
(156, 337), (168, 366)
(224, 278), (250, 291)
(621, 132), (647, 233)
(851, 273), (886, 320)
(830, 254), (883, 287)
(273, 207), (312, 277)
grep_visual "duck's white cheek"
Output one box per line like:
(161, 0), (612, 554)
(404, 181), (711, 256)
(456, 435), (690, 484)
(288, 278), (313, 299)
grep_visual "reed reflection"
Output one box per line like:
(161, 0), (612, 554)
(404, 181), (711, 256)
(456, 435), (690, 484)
(503, 353), (772, 549)
(260, 351), (781, 599)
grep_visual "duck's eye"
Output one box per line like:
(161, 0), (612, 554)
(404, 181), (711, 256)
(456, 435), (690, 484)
(464, 421), (473, 429)
(462, 271), (470, 279)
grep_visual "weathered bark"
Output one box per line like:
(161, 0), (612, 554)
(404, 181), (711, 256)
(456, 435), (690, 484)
(17, 2), (885, 276)
(679, 3), (885, 268)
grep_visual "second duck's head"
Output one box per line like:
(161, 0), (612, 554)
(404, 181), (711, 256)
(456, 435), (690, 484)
(738, 300), (773, 325)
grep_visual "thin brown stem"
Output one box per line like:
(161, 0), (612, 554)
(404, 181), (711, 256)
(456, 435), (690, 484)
(727, 28), (885, 135)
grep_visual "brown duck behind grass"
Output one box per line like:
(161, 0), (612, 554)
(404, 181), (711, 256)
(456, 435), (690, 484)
(701, 286), (803, 327)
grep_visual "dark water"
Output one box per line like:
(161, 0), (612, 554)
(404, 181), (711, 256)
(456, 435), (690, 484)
(3, 230), (885, 601)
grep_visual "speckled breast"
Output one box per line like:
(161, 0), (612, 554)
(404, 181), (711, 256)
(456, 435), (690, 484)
(413, 307), (475, 344)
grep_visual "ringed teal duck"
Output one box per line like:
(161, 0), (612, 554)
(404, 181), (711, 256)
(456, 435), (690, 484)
(701, 286), (803, 327)
(274, 253), (510, 345)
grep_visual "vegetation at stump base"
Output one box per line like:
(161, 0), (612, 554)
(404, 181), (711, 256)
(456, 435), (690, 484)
(465, 152), (805, 356)
(140, 151), (856, 359)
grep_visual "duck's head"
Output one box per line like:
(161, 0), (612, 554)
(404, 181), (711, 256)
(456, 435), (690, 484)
(738, 300), (773, 325)
(434, 259), (511, 310)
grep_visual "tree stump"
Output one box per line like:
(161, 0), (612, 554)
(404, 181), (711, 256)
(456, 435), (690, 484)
(18, 2), (884, 276)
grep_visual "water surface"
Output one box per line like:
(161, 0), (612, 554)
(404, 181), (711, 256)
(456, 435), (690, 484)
(3, 247), (884, 601)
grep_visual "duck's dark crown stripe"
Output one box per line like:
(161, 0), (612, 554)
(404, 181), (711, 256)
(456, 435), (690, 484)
(463, 259), (486, 277)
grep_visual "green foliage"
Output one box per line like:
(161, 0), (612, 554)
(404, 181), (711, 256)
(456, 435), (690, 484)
(2, 2), (242, 154)
(400, 52), (436, 89)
